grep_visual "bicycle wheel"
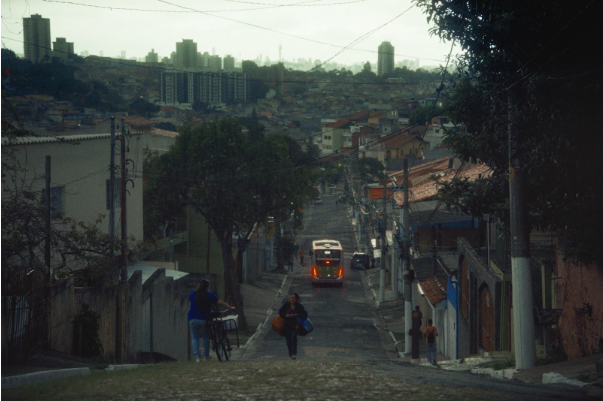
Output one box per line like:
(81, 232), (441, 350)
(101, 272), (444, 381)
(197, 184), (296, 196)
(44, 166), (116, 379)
(213, 327), (224, 362)
(220, 329), (232, 361)
(209, 324), (223, 362)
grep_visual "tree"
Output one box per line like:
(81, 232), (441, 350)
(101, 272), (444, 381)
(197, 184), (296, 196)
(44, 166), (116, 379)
(129, 98), (159, 117)
(409, 105), (446, 125)
(1, 147), (119, 293)
(415, 0), (603, 265)
(149, 117), (318, 330)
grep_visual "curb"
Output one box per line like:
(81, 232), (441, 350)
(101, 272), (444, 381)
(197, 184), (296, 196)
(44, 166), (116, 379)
(2, 367), (91, 389)
(239, 273), (290, 354)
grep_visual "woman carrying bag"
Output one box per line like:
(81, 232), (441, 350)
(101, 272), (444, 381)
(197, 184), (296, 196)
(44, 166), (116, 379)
(278, 293), (308, 360)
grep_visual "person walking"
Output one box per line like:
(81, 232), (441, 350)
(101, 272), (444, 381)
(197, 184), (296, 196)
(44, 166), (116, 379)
(188, 280), (235, 362)
(278, 293), (308, 360)
(423, 319), (438, 364)
(299, 248), (305, 266)
(287, 255), (294, 272)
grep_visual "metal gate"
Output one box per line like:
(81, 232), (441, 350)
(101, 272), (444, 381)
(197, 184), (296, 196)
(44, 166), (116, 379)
(4, 295), (48, 364)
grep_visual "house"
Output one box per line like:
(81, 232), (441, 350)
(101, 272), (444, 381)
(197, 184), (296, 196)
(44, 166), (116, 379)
(2, 134), (144, 248)
(321, 119), (352, 155)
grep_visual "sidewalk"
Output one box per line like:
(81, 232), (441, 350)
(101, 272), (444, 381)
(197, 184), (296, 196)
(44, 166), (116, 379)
(363, 262), (603, 396)
(2, 267), (292, 389)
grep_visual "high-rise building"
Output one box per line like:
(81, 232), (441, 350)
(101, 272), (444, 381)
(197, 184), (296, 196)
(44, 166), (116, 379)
(23, 14), (51, 63)
(53, 38), (74, 60)
(145, 49), (159, 63)
(208, 55), (222, 71)
(377, 41), (395, 77)
(223, 55), (235, 71)
(175, 39), (198, 68)
(160, 71), (247, 106)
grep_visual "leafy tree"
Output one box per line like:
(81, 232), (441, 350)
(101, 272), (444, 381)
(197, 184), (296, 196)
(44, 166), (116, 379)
(154, 122), (178, 132)
(1, 49), (127, 112)
(129, 98), (159, 117)
(415, 0), (603, 264)
(354, 61), (377, 82)
(1, 147), (119, 291)
(149, 117), (318, 329)
(356, 157), (385, 183)
(409, 105), (446, 125)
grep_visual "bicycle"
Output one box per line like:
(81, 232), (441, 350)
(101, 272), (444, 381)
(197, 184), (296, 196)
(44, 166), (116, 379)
(207, 309), (239, 361)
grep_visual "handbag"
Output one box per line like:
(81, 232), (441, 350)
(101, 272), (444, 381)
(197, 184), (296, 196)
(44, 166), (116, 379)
(296, 317), (314, 336)
(271, 315), (285, 337)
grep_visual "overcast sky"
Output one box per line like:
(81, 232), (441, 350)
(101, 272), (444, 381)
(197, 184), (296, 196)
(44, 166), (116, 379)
(2, 0), (458, 68)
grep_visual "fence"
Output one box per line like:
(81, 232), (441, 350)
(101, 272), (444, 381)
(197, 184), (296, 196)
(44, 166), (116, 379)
(4, 295), (48, 364)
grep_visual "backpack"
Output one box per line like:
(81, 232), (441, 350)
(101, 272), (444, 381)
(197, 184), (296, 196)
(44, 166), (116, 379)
(427, 328), (436, 344)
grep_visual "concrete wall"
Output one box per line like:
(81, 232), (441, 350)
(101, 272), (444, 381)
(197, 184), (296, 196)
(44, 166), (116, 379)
(47, 269), (212, 363)
(48, 278), (75, 354)
(556, 255), (603, 359)
(457, 238), (503, 356)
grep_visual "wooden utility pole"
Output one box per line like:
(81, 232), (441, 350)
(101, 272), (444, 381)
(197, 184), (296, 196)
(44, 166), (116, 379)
(109, 117), (116, 264)
(508, 92), (536, 369)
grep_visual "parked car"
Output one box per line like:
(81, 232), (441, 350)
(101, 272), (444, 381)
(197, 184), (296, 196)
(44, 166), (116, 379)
(350, 252), (370, 270)
(313, 197), (323, 205)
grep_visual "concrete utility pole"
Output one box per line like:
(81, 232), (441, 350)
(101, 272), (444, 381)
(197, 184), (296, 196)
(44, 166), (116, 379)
(402, 158), (412, 355)
(379, 182), (387, 303)
(508, 92), (536, 369)
(45, 156), (51, 280)
(116, 119), (128, 363)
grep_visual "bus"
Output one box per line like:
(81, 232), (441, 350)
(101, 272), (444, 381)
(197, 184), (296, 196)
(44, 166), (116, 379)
(310, 239), (344, 287)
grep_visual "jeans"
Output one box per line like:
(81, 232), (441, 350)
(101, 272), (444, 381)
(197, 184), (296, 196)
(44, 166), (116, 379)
(426, 343), (437, 363)
(189, 319), (210, 358)
(285, 327), (298, 356)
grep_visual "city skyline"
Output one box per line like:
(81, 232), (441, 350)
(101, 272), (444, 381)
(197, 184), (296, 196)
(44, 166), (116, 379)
(1, 0), (459, 69)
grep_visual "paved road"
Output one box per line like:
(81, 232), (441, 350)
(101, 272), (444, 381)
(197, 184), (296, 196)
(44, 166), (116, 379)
(3, 194), (597, 400)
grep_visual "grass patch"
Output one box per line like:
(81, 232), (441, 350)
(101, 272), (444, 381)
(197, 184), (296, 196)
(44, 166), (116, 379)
(477, 357), (515, 370)
(391, 331), (405, 341)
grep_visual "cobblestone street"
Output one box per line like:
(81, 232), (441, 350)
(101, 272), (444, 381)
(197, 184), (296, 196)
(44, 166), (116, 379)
(4, 358), (598, 401)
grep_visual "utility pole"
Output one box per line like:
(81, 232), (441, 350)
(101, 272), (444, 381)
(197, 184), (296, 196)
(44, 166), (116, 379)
(109, 117), (116, 265)
(45, 156), (51, 280)
(120, 119), (128, 281)
(402, 158), (413, 355)
(379, 181), (387, 303)
(116, 119), (128, 364)
(508, 92), (536, 369)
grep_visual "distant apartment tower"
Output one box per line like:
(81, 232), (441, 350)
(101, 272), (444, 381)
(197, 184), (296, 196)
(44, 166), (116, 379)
(377, 41), (395, 77)
(53, 37), (74, 60)
(145, 49), (159, 63)
(199, 52), (210, 68)
(223, 55), (235, 71)
(23, 14), (51, 63)
(175, 39), (198, 68)
(208, 55), (222, 71)
(160, 71), (247, 106)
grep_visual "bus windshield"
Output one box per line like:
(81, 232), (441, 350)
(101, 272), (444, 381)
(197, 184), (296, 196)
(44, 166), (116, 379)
(314, 249), (341, 266)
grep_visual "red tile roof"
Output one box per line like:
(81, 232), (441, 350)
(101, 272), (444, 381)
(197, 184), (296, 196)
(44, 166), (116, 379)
(326, 119), (352, 129)
(391, 160), (492, 206)
(420, 276), (447, 305)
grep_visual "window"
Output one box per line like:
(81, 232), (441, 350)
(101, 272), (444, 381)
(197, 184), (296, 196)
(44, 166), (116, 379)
(41, 186), (65, 218)
(106, 179), (121, 210)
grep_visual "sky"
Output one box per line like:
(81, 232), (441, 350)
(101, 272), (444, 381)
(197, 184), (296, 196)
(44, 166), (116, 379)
(1, 0), (459, 68)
